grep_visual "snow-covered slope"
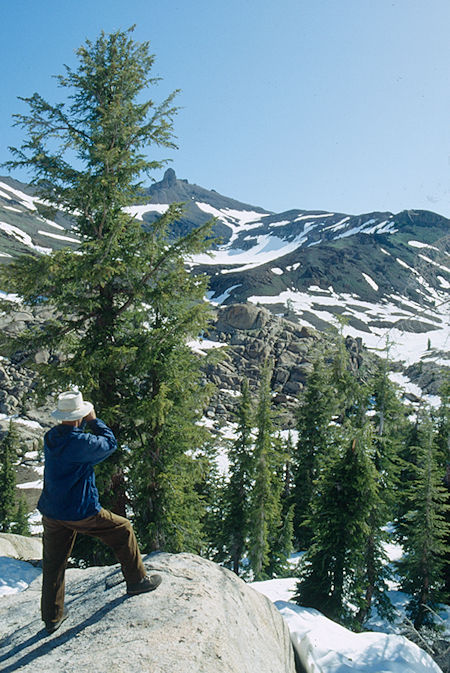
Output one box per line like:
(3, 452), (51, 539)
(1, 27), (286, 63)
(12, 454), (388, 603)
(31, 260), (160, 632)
(0, 171), (448, 379)
(0, 177), (80, 258)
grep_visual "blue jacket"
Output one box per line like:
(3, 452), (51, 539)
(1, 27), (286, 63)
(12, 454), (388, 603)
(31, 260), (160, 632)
(38, 418), (117, 521)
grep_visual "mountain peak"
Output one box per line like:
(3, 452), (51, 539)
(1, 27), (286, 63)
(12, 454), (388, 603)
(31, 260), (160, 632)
(161, 167), (177, 188)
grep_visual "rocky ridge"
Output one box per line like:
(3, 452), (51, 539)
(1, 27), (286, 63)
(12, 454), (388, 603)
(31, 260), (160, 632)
(203, 303), (364, 425)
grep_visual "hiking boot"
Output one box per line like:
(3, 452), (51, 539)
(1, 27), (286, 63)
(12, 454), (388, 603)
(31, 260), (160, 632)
(126, 574), (162, 595)
(45, 608), (69, 634)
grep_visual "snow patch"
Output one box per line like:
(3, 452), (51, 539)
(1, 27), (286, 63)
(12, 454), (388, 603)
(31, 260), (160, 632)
(362, 272), (379, 291)
(0, 290), (21, 303)
(38, 230), (80, 243)
(324, 216), (351, 231)
(17, 479), (43, 489)
(42, 218), (65, 231)
(295, 212), (335, 221)
(2, 205), (22, 213)
(418, 253), (450, 274)
(0, 221), (51, 254)
(251, 577), (297, 602)
(0, 557), (41, 596)
(28, 509), (43, 535)
(0, 182), (38, 211)
(408, 240), (440, 251)
(396, 257), (412, 270)
(187, 338), (226, 355)
(123, 203), (170, 220)
(269, 219), (291, 228)
(198, 233), (308, 272)
(276, 602), (442, 673)
(207, 284), (242, 305)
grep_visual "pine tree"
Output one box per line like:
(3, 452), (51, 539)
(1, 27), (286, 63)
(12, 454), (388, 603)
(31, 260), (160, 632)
(434, 376), (449, 469)
(292, 333), (356, 548)
(292, 345), (336, 548)
(11, 497), (31, 536)
(1, 28), (214, 559)
(435, 377), (450, 598)
(0, 421), (20, 533)
(266, 432), (294, 577)
(396, 409), (450, 629)
(295, 422), (380, 626)
(355, 355), (406, 625)
(222, 378), (254, 574)
(282, 430), (295, 502)
(126, 346), (214, 553)
(248, 363), (288, 579)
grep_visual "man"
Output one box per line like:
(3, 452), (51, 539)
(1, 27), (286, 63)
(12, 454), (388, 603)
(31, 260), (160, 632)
(38, 390), (161, 634)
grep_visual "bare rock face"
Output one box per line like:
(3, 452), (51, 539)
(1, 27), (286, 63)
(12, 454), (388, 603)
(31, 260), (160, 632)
(216, 303), (270, 331)
(0, 533), (42, 562)
(0, 551), (296, 673)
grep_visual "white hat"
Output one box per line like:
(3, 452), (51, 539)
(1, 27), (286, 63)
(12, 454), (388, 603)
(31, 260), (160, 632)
(51, 390), (93, 421)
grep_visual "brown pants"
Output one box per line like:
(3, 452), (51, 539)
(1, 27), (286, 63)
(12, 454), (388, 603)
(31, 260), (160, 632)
(41, 508), (146, 624)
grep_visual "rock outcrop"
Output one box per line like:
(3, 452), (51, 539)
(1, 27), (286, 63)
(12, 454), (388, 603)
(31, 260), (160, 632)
(204, 303), (364, 424)
(0, 533), (42, 562)
(0, 551), (297, 673)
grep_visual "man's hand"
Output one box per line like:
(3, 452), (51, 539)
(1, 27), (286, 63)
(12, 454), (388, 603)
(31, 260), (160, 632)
(83, 408), (96, 422)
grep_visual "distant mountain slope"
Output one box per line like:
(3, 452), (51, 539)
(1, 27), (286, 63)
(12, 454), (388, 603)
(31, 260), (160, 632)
(0, 169), (448, 370)
(0, 176), (79, 259)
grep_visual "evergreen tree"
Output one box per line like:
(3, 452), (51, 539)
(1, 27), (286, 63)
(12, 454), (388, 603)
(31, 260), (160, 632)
(265, 432), (294, 577)
(435, 377), (450, 598)
(222, 378), (254, 574)
(282, 430), (295, 502)
(1, 28), (214, 559)
(0, 421), (20, 533)
(434, 376), (449, 469)
(295, 422), (380, 626)
(292, 345), (336, 548)
(396, 409), (450, 629)
(355, 354), (406, 625)
(292, 333), (356, 548)
(248, 363), (289, 579)
(370, 354), (405, 500)
(11, 497), (31, 536)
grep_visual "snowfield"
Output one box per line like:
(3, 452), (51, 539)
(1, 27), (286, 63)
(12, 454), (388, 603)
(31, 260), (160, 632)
(247, 286), (449, 367)
(276, 600), (443, 673)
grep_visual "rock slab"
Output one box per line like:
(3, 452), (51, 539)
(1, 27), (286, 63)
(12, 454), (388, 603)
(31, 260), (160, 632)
(0, 551), (296, 673)
(0, 533), (42, 562)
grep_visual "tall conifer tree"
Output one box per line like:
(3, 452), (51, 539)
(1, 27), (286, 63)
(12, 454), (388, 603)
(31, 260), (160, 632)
(293, 344), (336, 548)
(293, 332), (356, 548)
(248, 363), (290, 579)
(0, 421), (19, 532)
(11, 496), (31, 536)
(222, 378), (254, 574)
(295, 423), (379, 625)
(396, 409), (450, 629)
(434, 378), (450, 598)
(355, 356), (406, 624)
(1, 28), (214, 557)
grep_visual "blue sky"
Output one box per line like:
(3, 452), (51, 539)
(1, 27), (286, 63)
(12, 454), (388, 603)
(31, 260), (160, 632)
(2, 0), (450, 217)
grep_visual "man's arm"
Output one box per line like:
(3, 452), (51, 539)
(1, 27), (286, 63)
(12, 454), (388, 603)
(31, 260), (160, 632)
(69, 408), (118, 464)
(84, 418), (118, 465)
